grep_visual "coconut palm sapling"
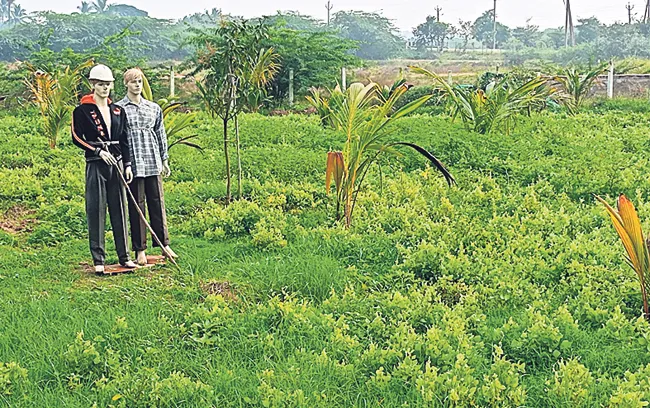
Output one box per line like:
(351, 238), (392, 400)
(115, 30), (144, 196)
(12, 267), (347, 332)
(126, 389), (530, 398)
(411, 66), (552, 135)
(554, 64), (607, 115)
(309, 82), (455, 228)
(25, 60), (93, 149)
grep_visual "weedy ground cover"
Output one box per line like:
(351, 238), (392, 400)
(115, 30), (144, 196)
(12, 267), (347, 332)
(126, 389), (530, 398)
(3, 102), (650, 406)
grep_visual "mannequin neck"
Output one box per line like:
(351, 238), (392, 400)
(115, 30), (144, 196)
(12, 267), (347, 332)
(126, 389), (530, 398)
(127, 91), (142, 105)
(93, 93), (109, 107)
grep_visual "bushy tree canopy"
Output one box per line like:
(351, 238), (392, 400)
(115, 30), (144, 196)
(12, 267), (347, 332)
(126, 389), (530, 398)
(331, 11), (405, 60)
(413, 17), (455, 52)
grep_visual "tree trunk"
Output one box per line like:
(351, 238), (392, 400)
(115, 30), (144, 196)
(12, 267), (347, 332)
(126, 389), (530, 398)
(223, 118), (231, 204)
(235, 114), (242, 200)
(641, 282), (650, 322)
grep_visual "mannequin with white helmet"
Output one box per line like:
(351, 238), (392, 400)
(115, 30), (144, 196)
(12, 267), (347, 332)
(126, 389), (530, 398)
(71, 64), (137, 273)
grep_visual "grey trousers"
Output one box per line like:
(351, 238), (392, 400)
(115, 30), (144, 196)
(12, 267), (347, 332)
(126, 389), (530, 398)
(128, 175), (170, 252)
(85, 160), (130, 266)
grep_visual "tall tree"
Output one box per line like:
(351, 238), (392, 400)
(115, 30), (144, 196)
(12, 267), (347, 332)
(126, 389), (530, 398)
(0, 0), (15, 24)
(540, 27), (566, 49)
(473, 10), (510, 48)
(512, 19), (540, 47)
(331, 11), (405, 60)
(8, 3), (26, 25)
(575, 17), (601, 44)
(191, 20), (280, 203)
(457, 20), (473, 52)
(181, 8), (221, 26)
(413, 16), (455, 52)
(263, 11), (324, 32)
(263, 25), (359, 100)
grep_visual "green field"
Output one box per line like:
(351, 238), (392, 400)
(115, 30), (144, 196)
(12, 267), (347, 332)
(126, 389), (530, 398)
(3, 101), (650, 406)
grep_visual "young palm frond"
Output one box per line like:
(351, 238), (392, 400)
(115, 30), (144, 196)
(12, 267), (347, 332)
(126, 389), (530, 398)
(553, 64), (607, 115)
(596, 194), (650, 321)
(25, 60), (92, 149)
(410, 66), (551, 134)
(306, 87), (333, 127)
(141, 74), (201, 152)
(243, 47), (280, 112)
(159, 99), (201, 152)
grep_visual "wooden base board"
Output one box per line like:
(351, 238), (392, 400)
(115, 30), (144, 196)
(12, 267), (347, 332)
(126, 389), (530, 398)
(81, 255), (167, 276)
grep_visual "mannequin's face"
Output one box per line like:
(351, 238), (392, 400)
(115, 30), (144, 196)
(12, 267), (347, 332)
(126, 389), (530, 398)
(126, 76), (143, 96)
(93, 81), (113, 98)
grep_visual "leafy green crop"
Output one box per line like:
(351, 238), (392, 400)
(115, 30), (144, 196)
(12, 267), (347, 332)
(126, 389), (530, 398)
(3, 100), (650, 406)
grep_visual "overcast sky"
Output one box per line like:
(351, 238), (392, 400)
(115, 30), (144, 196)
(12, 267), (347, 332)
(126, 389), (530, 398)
(19, 0), (631, 31)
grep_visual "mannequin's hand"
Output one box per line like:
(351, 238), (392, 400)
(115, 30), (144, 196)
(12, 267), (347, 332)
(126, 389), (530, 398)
(125, 166), (133, 184)
(99, 150), (117, 166)
(162, 160), (171, 178)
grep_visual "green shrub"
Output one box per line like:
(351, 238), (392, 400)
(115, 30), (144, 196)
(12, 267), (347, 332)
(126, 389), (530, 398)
(393, 85), (444, 115)
(609, 363), (650, 407)
(0, 361), (28, 396)
(546, 359), (594, 407)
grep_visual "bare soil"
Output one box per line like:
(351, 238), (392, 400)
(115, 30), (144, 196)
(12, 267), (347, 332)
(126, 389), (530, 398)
(201, 280), (237, 301)
(0, 205), (36, 234)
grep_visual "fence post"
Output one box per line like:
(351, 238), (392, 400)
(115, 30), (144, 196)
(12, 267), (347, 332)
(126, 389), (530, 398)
(448, 70), (453, 85)
(170, 65), (175, 98)
(607, 60), (614, 99)
(341, 67), (347, 91)
(288, 68), (294, 106)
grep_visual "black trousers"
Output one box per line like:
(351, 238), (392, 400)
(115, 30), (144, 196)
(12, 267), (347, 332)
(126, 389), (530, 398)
(85, 161), (130, 266)
(128, 175), (170, 252)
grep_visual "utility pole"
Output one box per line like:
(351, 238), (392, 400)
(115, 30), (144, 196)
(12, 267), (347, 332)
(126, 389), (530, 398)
(435, 5), (442, 22)
(626, 2), (634, 24)
(326, 1), (333, 26)
(564, 0), (575, 47)
(170, 65), (175, 97)
(492, 0), (497, 50)
(644, 0), (650, 24)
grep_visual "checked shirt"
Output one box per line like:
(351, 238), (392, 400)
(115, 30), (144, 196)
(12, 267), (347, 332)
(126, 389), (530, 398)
(116, 96), (169, 178)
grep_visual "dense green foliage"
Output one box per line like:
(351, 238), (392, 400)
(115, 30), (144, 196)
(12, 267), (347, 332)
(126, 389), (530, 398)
(263, 27), (360, 101)
(0, 12), (361, 106)
(330, 11), (406, 60)
(0, 12), (185, 61)
(472, 10), (511, 49)
(413, 17), (455, 54)
(3, 99), (650, 405)
(503, 20), (650, 66)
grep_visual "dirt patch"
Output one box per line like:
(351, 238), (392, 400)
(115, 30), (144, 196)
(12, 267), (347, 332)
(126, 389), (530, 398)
(0, 205), (37, 234)
(201, 280), (237, 301)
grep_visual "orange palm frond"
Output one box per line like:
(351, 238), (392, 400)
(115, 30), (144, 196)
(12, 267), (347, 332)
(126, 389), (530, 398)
(325, 151), (346, 195)
(596, 194), (650, 320)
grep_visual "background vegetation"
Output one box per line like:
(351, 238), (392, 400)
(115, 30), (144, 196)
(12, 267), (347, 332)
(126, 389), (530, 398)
(4, 95), (650, 405)
(4, 2), (650, 406)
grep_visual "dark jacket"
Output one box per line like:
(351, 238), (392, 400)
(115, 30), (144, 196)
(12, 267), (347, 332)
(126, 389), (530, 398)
(71, 94), (132, 167)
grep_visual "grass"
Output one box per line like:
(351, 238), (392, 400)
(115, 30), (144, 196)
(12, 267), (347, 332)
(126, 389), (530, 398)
(3, 101), (650, 405)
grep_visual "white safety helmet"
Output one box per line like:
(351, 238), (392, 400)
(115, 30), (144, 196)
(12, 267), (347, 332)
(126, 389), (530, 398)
(89, 64), (115, 82)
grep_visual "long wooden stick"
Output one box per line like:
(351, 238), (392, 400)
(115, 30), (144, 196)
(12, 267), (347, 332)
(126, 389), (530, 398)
(113, 164), (180, 269)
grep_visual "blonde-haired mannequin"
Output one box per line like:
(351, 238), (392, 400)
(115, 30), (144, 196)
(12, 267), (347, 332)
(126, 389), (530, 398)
(117, 68), (177, 265)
